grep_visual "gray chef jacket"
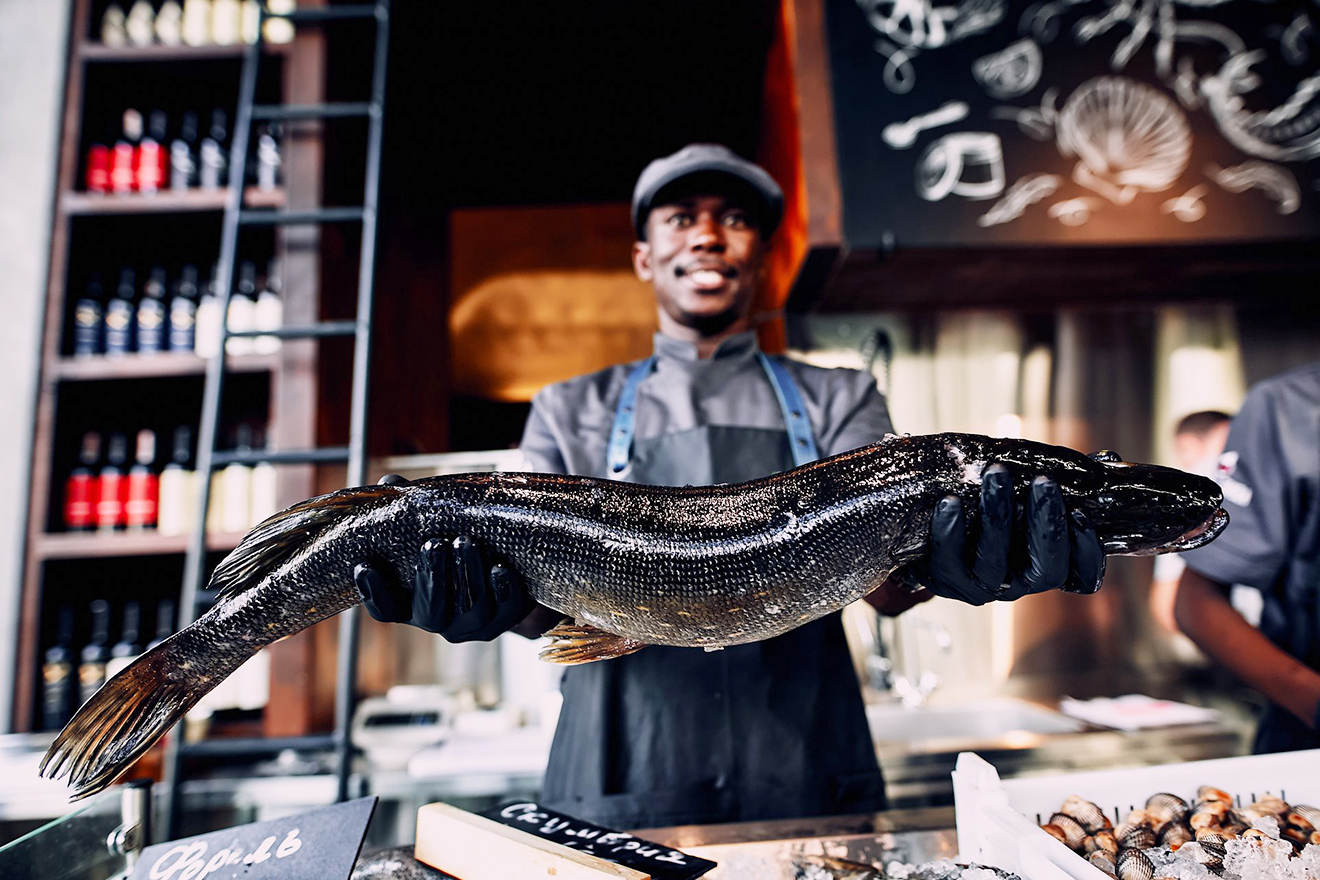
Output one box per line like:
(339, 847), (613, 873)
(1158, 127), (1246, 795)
(517, 330), (895, 829)
(1181, 361), (1320, 753)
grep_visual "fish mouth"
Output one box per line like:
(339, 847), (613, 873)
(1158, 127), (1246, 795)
(1154, 507), (1229, 554)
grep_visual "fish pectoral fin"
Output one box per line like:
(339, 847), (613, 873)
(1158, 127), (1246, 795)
(538, 622), (649, 665)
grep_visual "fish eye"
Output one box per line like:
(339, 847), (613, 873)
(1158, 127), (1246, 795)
(1090, 450), (1132, 466)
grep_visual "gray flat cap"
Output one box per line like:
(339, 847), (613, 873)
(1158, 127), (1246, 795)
(631, 144), (784, 239)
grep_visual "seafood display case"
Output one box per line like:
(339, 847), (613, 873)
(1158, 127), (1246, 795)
(954, 749), (1320, 880)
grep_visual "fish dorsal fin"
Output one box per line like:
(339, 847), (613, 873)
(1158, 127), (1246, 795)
(539, 621), (649, 665)
(210, 485), (399, 602)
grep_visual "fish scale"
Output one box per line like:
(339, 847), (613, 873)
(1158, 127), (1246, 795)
(39, 432), (1226, 799)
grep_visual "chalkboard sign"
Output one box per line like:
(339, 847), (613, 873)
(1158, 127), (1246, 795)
(482, 802), (717, 880)
(823, 0), (1320, 246)
(129, 796), (377, 880)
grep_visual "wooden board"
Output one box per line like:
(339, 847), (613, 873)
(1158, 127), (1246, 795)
(415, 803), (650, 880)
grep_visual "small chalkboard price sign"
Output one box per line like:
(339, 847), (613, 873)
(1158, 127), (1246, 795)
(129, 796), (377, 880)
(481, 802), (716, 880)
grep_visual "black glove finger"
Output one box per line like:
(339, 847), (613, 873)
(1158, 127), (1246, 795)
(377, 473), (412, 487)
(1064, 510), (1107, 594)
(1013, 476), (1070, 594)
(353, 562), (412, 623)
(928, 497), (992, 606)
(971, 464), (1012, 591)
(411, 539), (454, 632)
(445, 536), (499, 642)
(485, 564), (535, 632)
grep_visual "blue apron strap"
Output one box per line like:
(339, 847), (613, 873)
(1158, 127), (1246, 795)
(757, 352), (820, 466)
(606, 356), (656, 478)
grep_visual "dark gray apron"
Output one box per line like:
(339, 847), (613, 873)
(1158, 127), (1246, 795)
(539, 353), (886, 829)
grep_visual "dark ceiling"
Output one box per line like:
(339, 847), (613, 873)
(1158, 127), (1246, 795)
(379, 1), (779, 209)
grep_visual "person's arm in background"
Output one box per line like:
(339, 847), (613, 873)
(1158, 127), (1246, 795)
(1173, 381), (1320, 729)
(1175, 567), (1320, 728)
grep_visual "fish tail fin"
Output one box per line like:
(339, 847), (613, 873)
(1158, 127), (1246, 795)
(209, 484), (401, 602)
(39, 630), (249, 800)
(539, 622), (649, 665)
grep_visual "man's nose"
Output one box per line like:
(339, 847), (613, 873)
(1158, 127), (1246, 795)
(688, 214), (725, 250)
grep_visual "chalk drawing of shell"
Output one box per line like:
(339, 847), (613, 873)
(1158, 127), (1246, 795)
(1056, 77), (1192, 205)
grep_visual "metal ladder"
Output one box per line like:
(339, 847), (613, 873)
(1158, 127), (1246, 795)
(165, 0), (391, 840)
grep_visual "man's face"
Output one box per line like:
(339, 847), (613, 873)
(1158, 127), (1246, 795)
(632, 193), (766, 336)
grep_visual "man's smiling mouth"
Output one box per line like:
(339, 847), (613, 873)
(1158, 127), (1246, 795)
(675, 264), (736, 291)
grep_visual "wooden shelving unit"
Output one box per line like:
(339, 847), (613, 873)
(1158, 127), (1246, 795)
(78, 41), (292, 63)
(33, 531), (247, 561)
(62, 186), (284, 215)
(14, 0), (330, 735)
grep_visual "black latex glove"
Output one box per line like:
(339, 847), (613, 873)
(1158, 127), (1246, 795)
(353, 475), (534, 642)
(904, 463), (1107, 605)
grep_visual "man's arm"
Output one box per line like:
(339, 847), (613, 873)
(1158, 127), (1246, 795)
(1174, 567), (1320, 729)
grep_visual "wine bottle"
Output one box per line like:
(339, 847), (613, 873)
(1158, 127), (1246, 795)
(111, 109), (143, 194)
(42, 607), (76, 730)
(252, 260), (283, 354)
(249, 423), (277, 527)
(221, 423), (253, 533)
(255, 124), (281, 191)
(64, 431), (101, 532)
(136, 110), (169, 194)
(158, 426), (194, 536)
(125, 429), (159, 531)
(170, 110), (199, 191)
(182, 0), (212, 46)
(85, 122), (112, 194)
(199, 109), (228, 191)
(126, 0), (156, 46)
(194, 262), (222, 359)
(105, 602), (143, 680)
(101, 3), (128, 46)
(225, 260), (257, 356)
(136, 265), (168, 354)
(73, 272), (105, 358)
(105, 267), (136, 356)
(156, 0), (184, 45)
(211, 0), (241, 46)
(78, 600), (112, 707)
(169, 264), (199, 352)
(97, 432), (129, 532)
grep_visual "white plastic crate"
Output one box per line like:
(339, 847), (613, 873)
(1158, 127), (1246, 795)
(953, 749), (1320, 880)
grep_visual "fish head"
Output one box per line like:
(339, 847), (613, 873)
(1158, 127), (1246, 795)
(1059, 456), (1227, 556)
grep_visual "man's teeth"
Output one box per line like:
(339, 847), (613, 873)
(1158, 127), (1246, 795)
(690, 269), (726, 285)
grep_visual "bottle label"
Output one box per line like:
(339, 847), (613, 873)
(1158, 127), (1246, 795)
(73, 300), (104, 356)
(137, 300), (166, 353)
(136, 141), (167, 193)
(79, 662), (107, 704)
(86, 145), (111, 193)
(111, 144), (136, 193)
(125, 473), (160, 528)
(105, 302), (134, 354)
(170, 141), (197, 190)
(170, 299), (197, 351)
(64, 473), (97, 530)
(97, 473), (125, 528)
(42, 664), (73, 729)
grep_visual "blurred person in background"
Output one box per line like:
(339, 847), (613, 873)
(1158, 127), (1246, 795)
(355, 145), (1107, 828)
(1176, 362), (1320, 753)
(1149, 411), (1233, 634)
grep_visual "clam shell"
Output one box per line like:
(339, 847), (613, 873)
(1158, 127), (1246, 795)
(1196, 786), (1233, 805)
(1123, 809), (1154, 828)
(1159, 821), (1194, 848)
(1042, 823), (1069, 846)
(1311, 831), (1320, 845)
(1090, 851), (1118, 877)
(1049, 813), (1088, 850)
(1117, 848), (1155, 880)
(1249, 795), (1289, 816)
(1282, 826), (1309, 849)
(1091, 830), (1119, 856)
(1145, 792), (1190, 823)
(1289, 804), (1320, 830)
(1195, 830), (1227, 858)
(1062, 795), (1111, 833)
(1119, 825), (1157, 850)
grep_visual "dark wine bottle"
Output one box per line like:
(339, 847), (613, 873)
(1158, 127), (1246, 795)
(72, 272), (105, 358)
(78, 600), (112, 707)
(42, 606), (76, 730)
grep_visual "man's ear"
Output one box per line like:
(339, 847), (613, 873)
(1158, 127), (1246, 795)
(631, 241), (653, 282)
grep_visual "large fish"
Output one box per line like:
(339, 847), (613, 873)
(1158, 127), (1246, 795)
(40, 433), (1225, 798)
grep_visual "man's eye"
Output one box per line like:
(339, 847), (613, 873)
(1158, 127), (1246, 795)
(723, 212), (750, 228)
(666, 212), (692, 226)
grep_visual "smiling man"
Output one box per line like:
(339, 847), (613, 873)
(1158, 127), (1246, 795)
(355, 144), (1104, 830)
